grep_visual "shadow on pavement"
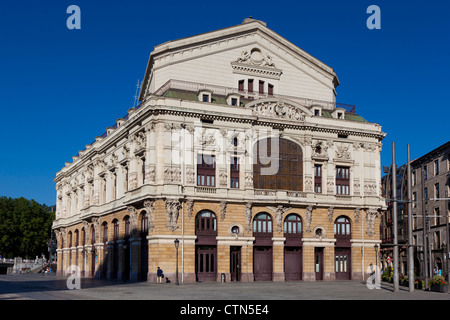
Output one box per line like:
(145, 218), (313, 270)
(0, 273), (143, 295)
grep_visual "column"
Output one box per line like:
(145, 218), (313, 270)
(272, 238), (285, 281)
(302, 245), (315, 281)
(217, 244), (230, 282)
(94, 243), (103, 279)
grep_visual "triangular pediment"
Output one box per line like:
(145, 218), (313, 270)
(140, 19), (339, 102)
(246, 98), (313, 122)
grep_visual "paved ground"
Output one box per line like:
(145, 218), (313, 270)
(0, 273), (448, 301)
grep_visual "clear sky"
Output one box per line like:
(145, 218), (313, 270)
(0, 0), (449, 206)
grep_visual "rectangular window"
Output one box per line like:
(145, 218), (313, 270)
(425, 187), (428, 200)
(435, 183), (439, 199)
(197, 154), (216, 187)
(268, 84), (274, 96)
(412, 170), (416, 186)
(314, 164), (322, 193)
(336, 166), (350, 195)
(435, 207), (440, 226)
(259, 80), (264, 94)
(248, 79), (253, 93)
(238, 80), (244, 92)
(231, 98), (238, 106)
(413, 192), (417, 208)
(230, 157), (239, 188)
(142, 157), (146, 185)
(202, 94), (209, 102)
(424, 165), (427, 180)
(435, 159), (439, 175)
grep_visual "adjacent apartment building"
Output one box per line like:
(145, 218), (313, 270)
(52, 18), (386, 282)
(380, 141), (450, 278)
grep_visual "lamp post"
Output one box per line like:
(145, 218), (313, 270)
(374, 244), (379, 269)
(174, 238), (180, 285)
(392, 142), (399, 292)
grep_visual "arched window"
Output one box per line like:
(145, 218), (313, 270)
(124, 216), (130, 238)
(81, 228), (85, 246)
(284, 214), (302, 236)
(68, 231), (73, 248)
(253, 213), (273, 236)
(102, 223), (108, 243)
(141, 211), (149, 236)
(74, 230), (79, 247)
(195, 210), (217, 236)
(90, 226), (95, 245)
(113, 220), (119, 241)
(334, 216), (351, 237)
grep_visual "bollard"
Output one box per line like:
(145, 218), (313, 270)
(221, 273), (225, 283)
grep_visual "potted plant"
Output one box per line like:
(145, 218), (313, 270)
(400, 275), (408, 287)
(428, 275), (448, 293)
(414, 279), (424, 290)
(381, 266), (393, 282)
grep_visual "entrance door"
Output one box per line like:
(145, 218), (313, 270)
(335, 248), (351, 280)
(123, 240), (130, 280)
(196, 246), (217, 282)
(253, 246), (273, 281)
(315, 247), (324, 280)
(284, 247), (302, 281)
(140, 237), (148, 281)
(230, 246), (241, 281)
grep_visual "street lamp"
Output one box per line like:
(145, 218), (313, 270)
(174, 238), (180, 285)
(374, 244), (379, 269)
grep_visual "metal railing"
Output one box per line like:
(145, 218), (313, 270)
(153, 79), (356, 113)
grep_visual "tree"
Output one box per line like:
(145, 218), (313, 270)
(0, 197), (55, 259)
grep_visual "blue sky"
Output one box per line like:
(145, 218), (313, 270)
(0, 0), (449, 206)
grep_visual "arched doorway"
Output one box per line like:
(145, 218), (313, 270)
(284, 214), (303, 280)
(123, 216), (131, 280)
(253, 213), (273, 281)
(102, 222), (108, 278)
(112, 219), (119, 279)
(334, 216), (352, 280)
(253, 138), (303, 191)
(195, 210), (217, 282)
(90, 225), (96, 278)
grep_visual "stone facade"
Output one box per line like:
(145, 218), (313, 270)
(53, 18), (386, 282)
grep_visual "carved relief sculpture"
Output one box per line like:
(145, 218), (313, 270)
(245, 202), (252, 232)
(165, 198), (181, 232)
(143, 200), (155, 232)
(366, 208), (378, 237)
(305, 205), (313, 233)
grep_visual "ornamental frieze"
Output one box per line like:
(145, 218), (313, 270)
(250, 101), (306, 121)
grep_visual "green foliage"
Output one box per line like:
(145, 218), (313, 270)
(429, 275), (447, 286)
(381, 266), (393, 283)
(0, 197), (55, 258)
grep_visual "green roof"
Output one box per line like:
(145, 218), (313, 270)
(161, 89), (367, 122)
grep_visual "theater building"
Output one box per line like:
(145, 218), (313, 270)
(53, 18), (386, 282)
